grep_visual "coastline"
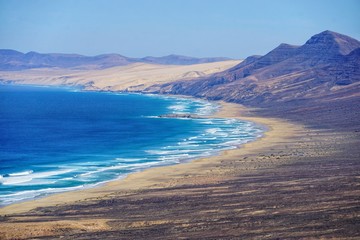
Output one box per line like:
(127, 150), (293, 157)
(0, 89), (261, 208)
(0, 96), (358, 239)
(0, 100), (297, 216)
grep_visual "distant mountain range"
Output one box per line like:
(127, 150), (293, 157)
(154, 30), (360, 104)
(0, 50), (231, 70)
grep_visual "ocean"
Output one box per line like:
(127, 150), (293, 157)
(0, 85), (263, 206)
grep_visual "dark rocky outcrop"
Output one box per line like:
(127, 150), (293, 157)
(158, 114), (204, 119)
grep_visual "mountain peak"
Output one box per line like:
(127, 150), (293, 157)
(250, 42), (300, 67)
(25, 51), (40, 55)
(277, 43), (299, 49)
(304, 30), (360, 55)
(319, 30), (341, 36)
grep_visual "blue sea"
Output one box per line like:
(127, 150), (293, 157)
(0, 85), (263, 206)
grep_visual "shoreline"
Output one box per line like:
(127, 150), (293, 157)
(0, 87), (262, 208)
(0, 98), (297, 216)
(1, 93), (358, 239)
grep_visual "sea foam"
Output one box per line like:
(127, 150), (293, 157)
(0, 86), (264, 206)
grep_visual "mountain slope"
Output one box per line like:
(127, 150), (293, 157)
(154, 31), (360, 102)
(0, 50), (231, 70)
(151, 30), (360, 128)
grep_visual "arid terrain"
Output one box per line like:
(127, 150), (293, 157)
(0, 30), (359, 239)
(0, 60), (240, 92)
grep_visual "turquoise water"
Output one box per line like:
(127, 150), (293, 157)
(0, 85), (263, 206)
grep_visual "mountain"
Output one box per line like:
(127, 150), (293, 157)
(154, 31), (360, 102)
(151, 30), (360, 129)
(140, 54), (230, 65)
(0, 50), (231, 70)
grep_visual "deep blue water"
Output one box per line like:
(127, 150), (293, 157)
(0, 85), (263, 205)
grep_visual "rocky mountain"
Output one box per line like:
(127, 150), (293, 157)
(0, 50), (231, 70)
(151, 30), (360, 128)
(154, 31), (360, 103)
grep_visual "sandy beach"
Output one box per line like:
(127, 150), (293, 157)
(1, 98), (358, 239)
(0, 102), (292, 214)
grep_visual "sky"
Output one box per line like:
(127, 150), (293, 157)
(0, 0), (359, 58)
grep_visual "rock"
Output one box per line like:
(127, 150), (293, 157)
(158, 114), (203, 119)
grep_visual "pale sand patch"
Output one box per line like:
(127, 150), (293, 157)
(0, 60), (241, 92)
(0, 101), (303, 216)
(0, 219), (110, 240)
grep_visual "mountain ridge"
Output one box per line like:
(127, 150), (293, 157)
(0, 50), (232, 70)
(153, 30), (360, 100)
(148, 30), (360, 128)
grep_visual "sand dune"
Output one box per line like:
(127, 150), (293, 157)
(0, 60), (240, 92)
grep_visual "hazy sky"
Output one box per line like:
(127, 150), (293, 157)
(0, 0), (359, 58)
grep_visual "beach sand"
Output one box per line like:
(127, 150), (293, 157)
(1, 100), (359, 239)
(0, 102), (295, 214)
